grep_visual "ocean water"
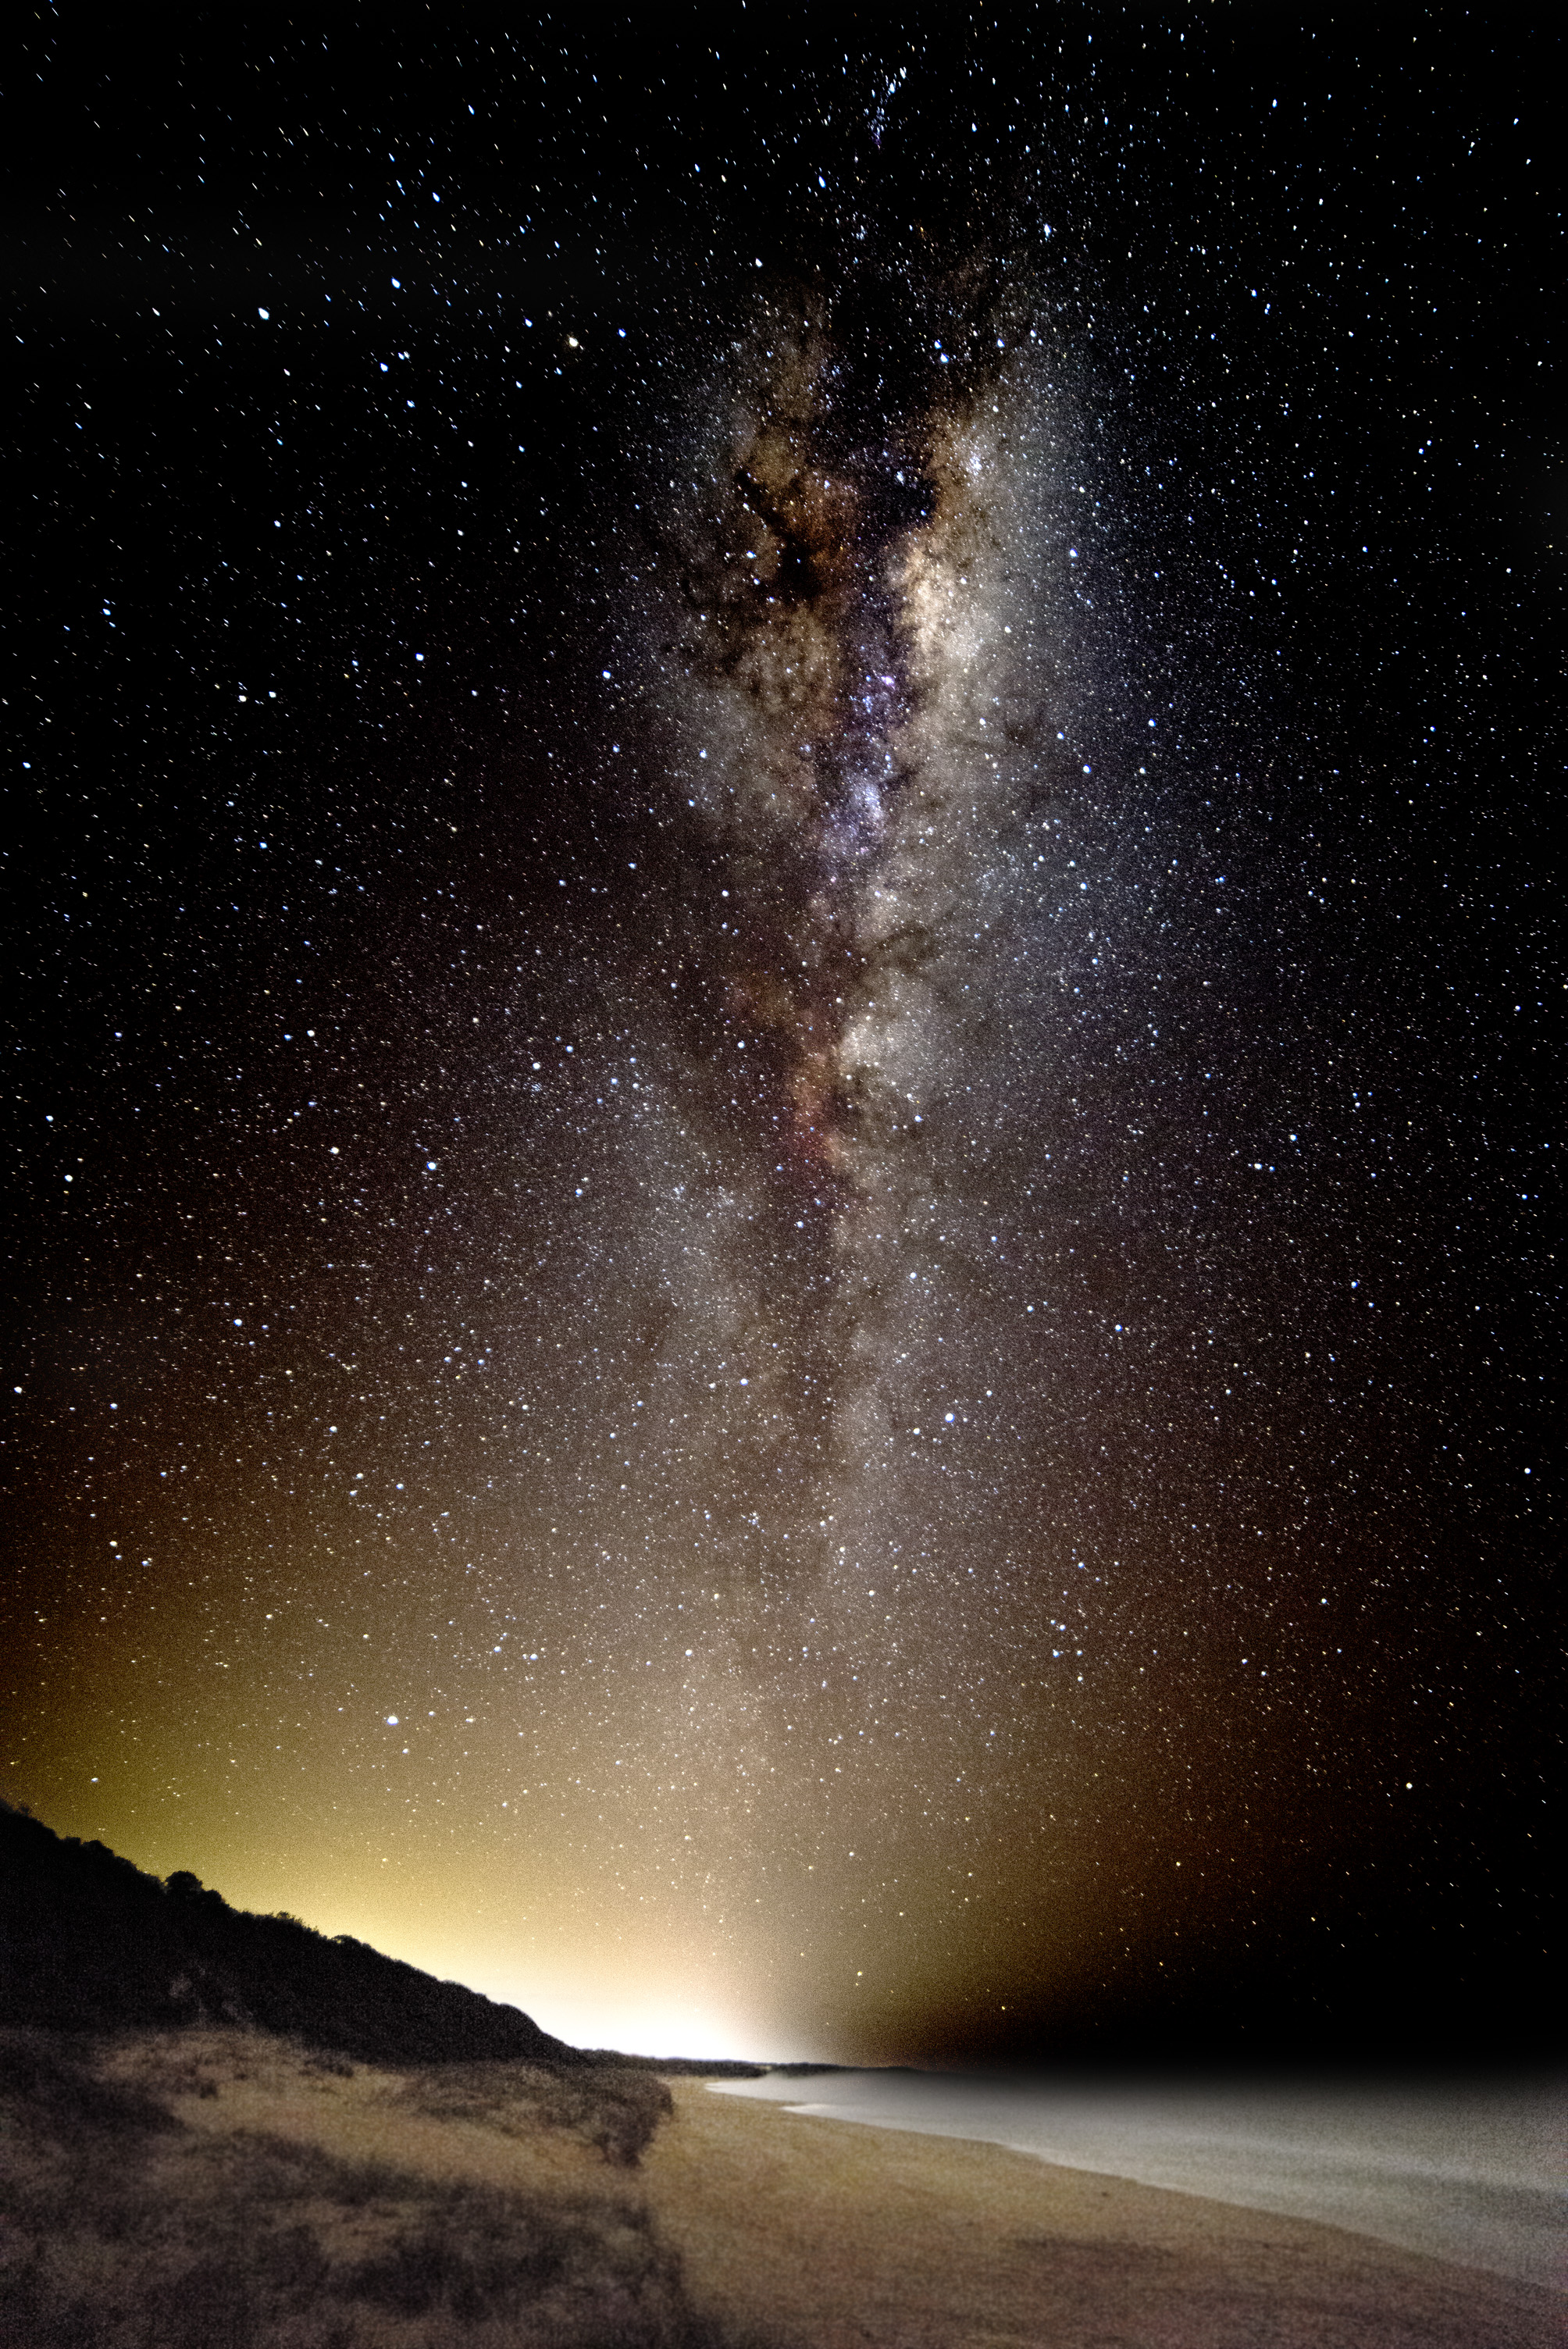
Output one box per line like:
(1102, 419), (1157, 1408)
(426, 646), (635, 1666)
(709, 2068), (1566, 2290)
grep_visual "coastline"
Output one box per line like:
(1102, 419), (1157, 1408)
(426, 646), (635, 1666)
(5, 2027), (1557, 2347)
(704, 2066), (1565, 2289)
(643, 2079), (1563, 2349)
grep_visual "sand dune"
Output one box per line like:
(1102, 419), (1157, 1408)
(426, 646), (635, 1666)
(0, 2026), (713, 2347)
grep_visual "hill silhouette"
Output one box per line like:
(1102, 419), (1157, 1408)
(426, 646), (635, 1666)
(0, 1799), (583, 2066)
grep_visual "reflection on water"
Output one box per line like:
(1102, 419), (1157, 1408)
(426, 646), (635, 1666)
(710, 2069), (1566, 2289)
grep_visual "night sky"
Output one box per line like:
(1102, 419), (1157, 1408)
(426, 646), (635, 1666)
(4, 14), (1554, 2066)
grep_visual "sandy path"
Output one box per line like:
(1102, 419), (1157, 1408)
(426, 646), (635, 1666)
(643, 2080), (1565, 2349)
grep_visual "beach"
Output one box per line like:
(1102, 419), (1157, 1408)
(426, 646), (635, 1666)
(5, 2028), (1559, 2345)
(707, 2066), (1566, 2290)
(642, 2078), (1564, 2348)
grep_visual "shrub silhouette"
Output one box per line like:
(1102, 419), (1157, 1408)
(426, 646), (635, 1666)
(0, 1800), (569, 2065)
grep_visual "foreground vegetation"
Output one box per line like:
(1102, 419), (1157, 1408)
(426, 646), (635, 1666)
(0, 2025), (737, 2347)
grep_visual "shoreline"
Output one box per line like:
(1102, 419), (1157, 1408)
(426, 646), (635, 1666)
(702, 2066), (1564, 2290)
(641, 2079), (1563, 2349)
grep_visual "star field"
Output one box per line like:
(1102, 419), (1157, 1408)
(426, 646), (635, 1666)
(2, 16), (1552, 2064)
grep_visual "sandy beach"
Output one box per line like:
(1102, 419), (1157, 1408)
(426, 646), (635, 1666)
(643, 2079), (1564, 2349)
(5, 2030), (1559, 2346)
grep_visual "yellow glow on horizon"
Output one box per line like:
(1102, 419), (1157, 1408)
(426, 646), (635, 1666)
(484, 1973), (789, 2064)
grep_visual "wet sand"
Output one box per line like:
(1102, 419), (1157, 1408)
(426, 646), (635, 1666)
(643, 2079), (1564, 2348)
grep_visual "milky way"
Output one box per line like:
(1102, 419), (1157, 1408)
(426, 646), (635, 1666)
(5, 19), (1551, 2065)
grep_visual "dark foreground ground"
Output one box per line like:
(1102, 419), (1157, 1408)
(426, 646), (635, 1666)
(2, 2024), (1561, 2348)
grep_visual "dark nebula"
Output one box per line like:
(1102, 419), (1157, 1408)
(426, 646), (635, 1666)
(2, 16), (1553, 2065)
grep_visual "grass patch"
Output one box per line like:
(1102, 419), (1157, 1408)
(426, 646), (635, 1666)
(394, 2058), (676, 2166)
